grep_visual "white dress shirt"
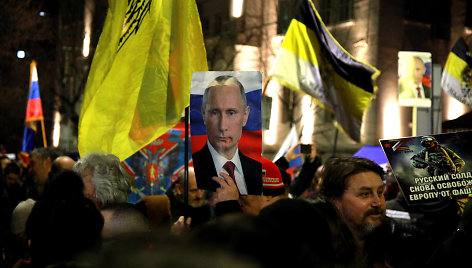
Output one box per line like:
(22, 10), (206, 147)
(207, 141), (248, 195)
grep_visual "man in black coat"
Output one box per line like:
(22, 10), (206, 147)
(192, 75), (262, 195)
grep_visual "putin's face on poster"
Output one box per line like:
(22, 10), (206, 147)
(201, 77), (249, 159)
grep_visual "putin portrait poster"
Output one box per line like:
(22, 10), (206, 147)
(190, 71), (262, 195)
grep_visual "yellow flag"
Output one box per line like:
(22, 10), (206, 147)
(442, 37), (472, 106)
(79, 0), (208, 161)
(269, 0), (379, 142)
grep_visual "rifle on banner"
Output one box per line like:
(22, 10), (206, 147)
(411, 155), (456, 175)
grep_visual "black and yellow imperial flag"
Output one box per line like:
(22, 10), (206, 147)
(269, 0), (379, 142)
(78, 0), (208, 161)
(441, 37), (472, 107)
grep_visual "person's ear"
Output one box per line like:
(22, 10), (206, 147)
(331, 197), (342, 210)
(242, 105), (250, 127)
(175, 183), (183, 196)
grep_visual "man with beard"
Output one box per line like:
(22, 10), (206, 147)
(166, 167), (214, 228)
(320, 157), (431, 267)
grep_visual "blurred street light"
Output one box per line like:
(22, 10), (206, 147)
(17, 50), (26, 59)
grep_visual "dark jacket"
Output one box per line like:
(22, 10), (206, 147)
(275, 156), (322, 198)
(363, 217), (433, 268)
(193, 143), (262, 195)
(165, 190), (214, 228)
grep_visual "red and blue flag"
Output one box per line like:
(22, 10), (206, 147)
(22, 61), (44, 154)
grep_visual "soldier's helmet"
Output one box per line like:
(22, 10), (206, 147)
(420, 136), (437, 147)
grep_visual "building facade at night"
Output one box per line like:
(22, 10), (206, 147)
(10, 0), (470, 159)
(196, 0), (472, 159)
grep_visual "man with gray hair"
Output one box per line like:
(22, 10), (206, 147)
(192, 75), (262, 195)
(73, 153), (135, 209)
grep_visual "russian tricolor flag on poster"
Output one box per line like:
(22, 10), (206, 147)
(190, 71), (262, 161)
(22, 61), (44, 153)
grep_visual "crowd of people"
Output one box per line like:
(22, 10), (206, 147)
(0, 143), (470, 268)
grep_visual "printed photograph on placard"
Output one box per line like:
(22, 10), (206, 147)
(380, 131), (472, 209)
(190, 71), (262, 196)
(398, 51), (432, 107)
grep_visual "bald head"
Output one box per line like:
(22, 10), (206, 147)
(54, 156), (76, 170)
(175, 167), (205, 208)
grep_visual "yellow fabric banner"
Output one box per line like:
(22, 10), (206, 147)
(270, 0), (379, 142)
(79, 0), (208, 160)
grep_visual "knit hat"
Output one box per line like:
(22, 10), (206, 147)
(11, 198), (36, 235)
(262, 157), (285, 196)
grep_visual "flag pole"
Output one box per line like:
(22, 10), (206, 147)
(262, 78), (270, 97)
(332, 128), (339, 157)
(40, 118), (47, 147)
(412, 106), (417, 136)
(184, 106), (190, 218)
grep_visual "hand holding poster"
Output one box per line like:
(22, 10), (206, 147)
(380, 131), (472, 210)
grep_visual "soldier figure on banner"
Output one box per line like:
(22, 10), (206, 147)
(411, 136), (465, 176)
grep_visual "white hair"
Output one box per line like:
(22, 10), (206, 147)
(73, 153), (134, 208)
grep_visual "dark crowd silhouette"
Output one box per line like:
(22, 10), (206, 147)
(0, 144), (470, 268)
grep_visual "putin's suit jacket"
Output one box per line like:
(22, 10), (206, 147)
(193, 143), (262, 195)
